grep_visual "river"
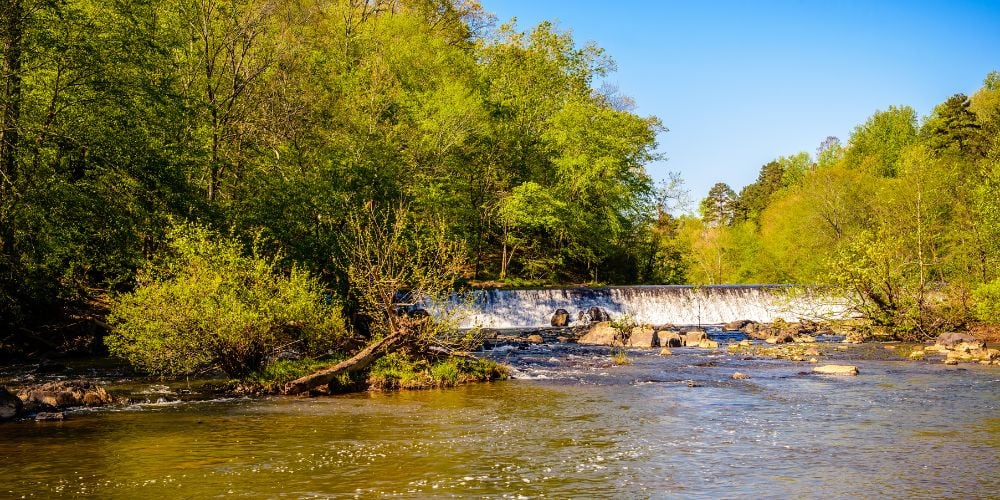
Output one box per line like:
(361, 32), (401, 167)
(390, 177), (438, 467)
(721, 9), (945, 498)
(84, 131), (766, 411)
(2, 341), (998, 498)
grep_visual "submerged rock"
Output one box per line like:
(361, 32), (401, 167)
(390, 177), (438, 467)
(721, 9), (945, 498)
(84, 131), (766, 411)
(35, 412), (65, 421)
(17, 380), (115, 409)
(659, 348), (673, 356)
(731, 372), (751, 380)
(812, 365), (859, 376)
(1, 387), (22, 420)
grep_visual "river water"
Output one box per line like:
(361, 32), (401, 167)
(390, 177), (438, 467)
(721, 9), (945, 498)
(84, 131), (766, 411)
(2, 342), (998, 498)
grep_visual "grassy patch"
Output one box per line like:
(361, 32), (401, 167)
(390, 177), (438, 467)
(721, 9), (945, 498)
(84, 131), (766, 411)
(611, 350), (632, 365)
(367, 352), (509, 391)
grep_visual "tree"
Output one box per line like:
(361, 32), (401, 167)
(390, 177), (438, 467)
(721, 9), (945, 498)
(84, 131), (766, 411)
(844, 106), (918, 177)
(699, 182), (738, 227)
(921, 94), (985, 157)
(737, 160), (785, 223)
(284, 204), (480, 395)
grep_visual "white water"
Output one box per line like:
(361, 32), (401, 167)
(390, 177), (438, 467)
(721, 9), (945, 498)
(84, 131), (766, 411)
(447, 285), (852, 329)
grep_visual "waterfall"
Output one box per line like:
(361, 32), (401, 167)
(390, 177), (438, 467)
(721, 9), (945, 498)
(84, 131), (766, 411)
(442, 285), (851, 329)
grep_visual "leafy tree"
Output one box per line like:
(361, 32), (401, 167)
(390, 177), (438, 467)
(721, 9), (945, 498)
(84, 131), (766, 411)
(844, 106), (918, 177)
(699, 182), (738, 227)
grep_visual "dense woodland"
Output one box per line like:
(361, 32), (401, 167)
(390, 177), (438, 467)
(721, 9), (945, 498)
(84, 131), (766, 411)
(1, 0), (999, 360)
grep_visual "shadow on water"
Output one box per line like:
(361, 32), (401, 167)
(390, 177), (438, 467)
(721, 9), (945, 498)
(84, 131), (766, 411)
(1, 341), (997, 498)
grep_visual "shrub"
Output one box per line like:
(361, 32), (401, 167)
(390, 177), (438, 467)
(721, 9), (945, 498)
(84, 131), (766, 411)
(105, 222), (347, 378)
(973, 279), (1000, 323)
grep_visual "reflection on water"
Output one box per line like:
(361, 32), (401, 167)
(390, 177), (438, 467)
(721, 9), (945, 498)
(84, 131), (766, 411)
(2, 344), (997, 498)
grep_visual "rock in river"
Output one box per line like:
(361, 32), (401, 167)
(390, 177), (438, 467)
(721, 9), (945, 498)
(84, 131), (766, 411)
(550, 309), (570, 327)
(578, 321), (619, 346)
(1, 386), (23, 420)
(683, 330), (707, 346)
(17, 380), (115, 409)
(935, 331), (984, 349)
(628, 325), (656, 348)
(657, 330), (683, 348)
(812, 365), (859, 376)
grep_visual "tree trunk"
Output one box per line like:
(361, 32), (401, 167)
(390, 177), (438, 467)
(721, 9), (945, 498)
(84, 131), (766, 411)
(1, 0), (24, 191)
(283, 331), (405, 395)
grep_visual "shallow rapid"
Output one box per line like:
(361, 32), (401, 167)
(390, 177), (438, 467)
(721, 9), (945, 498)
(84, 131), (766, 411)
(2, 341), (997, 498)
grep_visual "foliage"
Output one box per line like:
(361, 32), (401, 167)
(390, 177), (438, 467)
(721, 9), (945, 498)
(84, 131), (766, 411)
(106, 222), (347, 378)
(973, 279), (1000, 323)
(1, 0), (666, 343)
(367, 351), (508, 391)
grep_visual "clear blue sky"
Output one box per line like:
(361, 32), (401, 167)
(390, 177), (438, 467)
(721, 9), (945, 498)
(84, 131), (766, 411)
(480, 0), (1000, 203)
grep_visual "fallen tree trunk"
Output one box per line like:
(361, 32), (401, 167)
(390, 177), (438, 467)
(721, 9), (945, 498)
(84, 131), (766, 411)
(283, 331), (406, 395)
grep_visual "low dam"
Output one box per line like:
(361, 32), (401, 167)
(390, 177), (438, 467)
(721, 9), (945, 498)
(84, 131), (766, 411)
(454, 285), (852, 329)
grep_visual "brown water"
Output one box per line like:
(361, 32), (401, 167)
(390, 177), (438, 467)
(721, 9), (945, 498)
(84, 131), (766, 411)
(2, 343), (998, 498)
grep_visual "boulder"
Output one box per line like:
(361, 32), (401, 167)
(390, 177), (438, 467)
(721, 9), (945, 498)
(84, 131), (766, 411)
(1, 386), (22, 420)
(697, 339), (719, 349)
(657, 331), (683, 348)
(17, 380), (114, 409)
(741, 322), (764, 337)
(526, 334), (544, 344)
(934, 331), (983, 349)
(794, 335), (816, 343)
(724, 320), (753, 331)
(683, 330), (707, 346)
(812, 364), (859, 376)
(550, 309), (570, 327)
(731, 372), (751, 380)
(628, 325), (657, 348)
(804, 347), (821, 357)
(586, 307), (611, 323)
(659, 348), (673, 356)
(943, 358), (959, 365)
(578, 321), (619, 346)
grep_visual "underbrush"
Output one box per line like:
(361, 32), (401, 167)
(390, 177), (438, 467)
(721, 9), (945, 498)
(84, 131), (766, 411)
(246, 357), (346, 393)
(367, 352), (509, 391)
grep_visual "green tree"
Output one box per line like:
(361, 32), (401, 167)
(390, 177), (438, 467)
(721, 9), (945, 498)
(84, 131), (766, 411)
(844, 106), (918, 177)
(699, 182), (738, 227)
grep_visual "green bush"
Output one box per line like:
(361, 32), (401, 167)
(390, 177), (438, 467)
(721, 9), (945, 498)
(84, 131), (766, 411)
(973, 279), (1000, 323)
(105, 222), (347, 378)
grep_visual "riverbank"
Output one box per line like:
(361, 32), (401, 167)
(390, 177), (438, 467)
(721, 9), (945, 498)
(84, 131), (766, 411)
(0, 353), (509, 422)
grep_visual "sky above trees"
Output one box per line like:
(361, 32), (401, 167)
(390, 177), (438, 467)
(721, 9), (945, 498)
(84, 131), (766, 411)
(482, 0), (1000, 201)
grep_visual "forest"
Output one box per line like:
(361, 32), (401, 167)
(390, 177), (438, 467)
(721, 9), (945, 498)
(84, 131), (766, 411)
(2, 0), (999, 368)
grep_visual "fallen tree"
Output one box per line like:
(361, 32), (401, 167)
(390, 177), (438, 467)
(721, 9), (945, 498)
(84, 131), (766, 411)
(284, 204), (482, 395)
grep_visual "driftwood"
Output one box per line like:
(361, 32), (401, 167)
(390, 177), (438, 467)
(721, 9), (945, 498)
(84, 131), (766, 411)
(283, 331), (406, 395)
